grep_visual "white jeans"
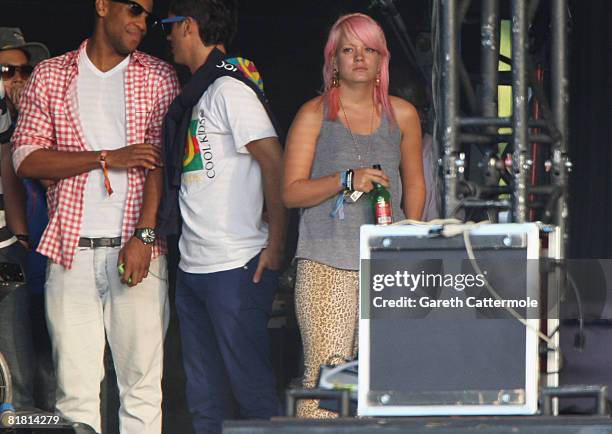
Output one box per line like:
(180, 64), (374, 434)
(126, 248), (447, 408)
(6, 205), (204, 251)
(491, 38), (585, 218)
(45, 246), (169, 434)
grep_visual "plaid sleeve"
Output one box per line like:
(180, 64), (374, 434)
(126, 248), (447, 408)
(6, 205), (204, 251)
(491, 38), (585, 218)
(145, 68), (180, 148)
(11, 65), (55, 170)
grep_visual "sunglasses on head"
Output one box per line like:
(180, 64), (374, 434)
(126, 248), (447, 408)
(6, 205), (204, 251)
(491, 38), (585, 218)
(109, 0), (159, 27)
(1, 64), (34, 80)
(158, 16), (189, 36)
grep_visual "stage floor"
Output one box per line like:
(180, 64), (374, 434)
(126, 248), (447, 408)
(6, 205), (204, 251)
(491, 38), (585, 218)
(224, 415), (612, 433)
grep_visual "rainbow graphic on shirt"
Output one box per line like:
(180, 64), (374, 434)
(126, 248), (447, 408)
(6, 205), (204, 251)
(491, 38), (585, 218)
(183, 119), (204, 173)
(225, 57), (264, 92)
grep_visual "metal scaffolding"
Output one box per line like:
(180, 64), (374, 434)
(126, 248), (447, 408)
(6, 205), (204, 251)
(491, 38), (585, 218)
(434, 0), (571, 255)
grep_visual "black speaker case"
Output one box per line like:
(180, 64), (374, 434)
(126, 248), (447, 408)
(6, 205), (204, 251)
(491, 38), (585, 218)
(358, 223), (541, 416)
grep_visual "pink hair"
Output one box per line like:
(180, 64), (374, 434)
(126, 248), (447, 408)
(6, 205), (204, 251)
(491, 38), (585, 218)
(322, 13), (395, 124)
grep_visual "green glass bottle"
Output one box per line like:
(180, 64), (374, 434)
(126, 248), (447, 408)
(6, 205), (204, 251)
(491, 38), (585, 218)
(370, 164), (393, 225)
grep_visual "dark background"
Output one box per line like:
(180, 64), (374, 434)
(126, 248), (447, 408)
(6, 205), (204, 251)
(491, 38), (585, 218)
(2, 0), (610, 258)
(2, 0), (611, 430)
(0, 0), (431, 143)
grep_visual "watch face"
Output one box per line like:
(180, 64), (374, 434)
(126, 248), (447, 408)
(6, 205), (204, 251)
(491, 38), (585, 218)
(137, 228), (156, 244)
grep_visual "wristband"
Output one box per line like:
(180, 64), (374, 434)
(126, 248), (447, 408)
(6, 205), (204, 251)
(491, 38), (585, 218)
(346, 169), (354, 192)
(99, 151), (113, 196)
(340, 170), (349, 190)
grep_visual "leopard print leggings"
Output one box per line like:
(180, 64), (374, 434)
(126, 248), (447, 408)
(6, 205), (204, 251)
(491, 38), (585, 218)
(294, 259), (359, 418)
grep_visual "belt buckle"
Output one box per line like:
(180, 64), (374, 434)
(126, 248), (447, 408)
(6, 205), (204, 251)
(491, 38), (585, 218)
(89, 238), (95, 249)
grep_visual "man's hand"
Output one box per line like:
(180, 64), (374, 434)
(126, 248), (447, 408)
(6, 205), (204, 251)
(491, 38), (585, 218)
(17, 236), (31, 252)
(106, 143), (162, 171)
(40, 179), (55, 189)
(118, 236), (153, 287)
(8, 82), (25, 112)
(253, 245), (284, 283)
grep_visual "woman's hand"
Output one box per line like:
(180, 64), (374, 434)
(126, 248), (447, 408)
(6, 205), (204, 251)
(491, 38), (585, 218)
(352, 167), (389, 192)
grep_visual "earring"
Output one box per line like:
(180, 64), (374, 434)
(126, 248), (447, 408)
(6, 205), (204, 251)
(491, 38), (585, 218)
(332, 68), (340, 88)
(375, 73), (381, 87)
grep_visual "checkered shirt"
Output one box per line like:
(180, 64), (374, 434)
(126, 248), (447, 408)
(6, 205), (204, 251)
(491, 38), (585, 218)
(12, 40), (180, 269)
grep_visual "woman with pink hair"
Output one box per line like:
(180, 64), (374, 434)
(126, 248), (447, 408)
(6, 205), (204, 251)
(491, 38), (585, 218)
(282, 13), (425, 417)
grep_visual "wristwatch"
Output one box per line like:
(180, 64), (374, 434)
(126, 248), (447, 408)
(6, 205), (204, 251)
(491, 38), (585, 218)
(134, 227), (156, 245)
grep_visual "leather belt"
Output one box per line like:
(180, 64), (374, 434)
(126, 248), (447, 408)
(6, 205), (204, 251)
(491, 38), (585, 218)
(78, 237), (122, 248)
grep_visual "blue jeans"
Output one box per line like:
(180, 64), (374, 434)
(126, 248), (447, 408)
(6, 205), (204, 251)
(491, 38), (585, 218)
(0, 242), (34, 408)
(175, 253), (280, 434)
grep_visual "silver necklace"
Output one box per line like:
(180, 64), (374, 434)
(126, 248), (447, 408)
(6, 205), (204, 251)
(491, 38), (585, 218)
(338, 96), (375, 162)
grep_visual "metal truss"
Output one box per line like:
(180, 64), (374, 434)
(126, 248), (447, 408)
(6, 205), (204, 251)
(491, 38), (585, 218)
(433, 0), (571, 258)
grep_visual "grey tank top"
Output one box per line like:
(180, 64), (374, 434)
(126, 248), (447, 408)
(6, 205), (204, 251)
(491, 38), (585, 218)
(295, 112), (405, 270)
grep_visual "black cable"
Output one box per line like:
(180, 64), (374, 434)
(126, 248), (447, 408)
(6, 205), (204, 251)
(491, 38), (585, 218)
(542, 185), (563, 224)
(525, 54), (563, 144)
(370, 0), (431, 91)
(566, 271), (586, 351)
(371, 0), (420, 67)
(547, 259), (586, 351)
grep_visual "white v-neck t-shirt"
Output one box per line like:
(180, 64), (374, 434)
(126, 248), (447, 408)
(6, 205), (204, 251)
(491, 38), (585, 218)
(77, 50), (129, 237)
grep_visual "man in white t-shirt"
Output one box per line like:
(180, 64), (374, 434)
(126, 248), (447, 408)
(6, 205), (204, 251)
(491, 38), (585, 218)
(12, 1), (180, 432)
(161, 1), (286, 433)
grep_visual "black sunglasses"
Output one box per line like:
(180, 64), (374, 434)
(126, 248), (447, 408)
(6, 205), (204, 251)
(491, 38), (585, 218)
(109, 0), (159, 27)
(1, 64), (34, 80)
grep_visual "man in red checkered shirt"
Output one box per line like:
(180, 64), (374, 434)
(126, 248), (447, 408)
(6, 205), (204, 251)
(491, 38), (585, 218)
(11, 1), (179, 432)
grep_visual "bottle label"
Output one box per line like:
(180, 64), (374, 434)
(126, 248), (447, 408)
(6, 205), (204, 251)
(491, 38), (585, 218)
(375, 201), (393, 225)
